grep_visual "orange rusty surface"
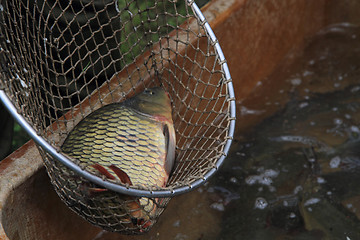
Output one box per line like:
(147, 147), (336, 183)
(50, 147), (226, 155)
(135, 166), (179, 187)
(1, 168), (100, 240)
(212, 0), (326, 102)
(1, 167), (222, 240)
(0, 141), (34, 174)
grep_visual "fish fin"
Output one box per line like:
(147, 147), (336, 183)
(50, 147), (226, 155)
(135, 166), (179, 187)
(127, 200), (152, 230)
(88, 187), (108, 193)
(79, 183), (108, 198)
(163, 123), (175, 176)
(163, 123), (169, 154)
(109, 165), (133, 185)
(91, 164), (116, 180)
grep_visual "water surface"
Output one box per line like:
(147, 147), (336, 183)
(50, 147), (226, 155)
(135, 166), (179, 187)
(214, 23), (360, 240)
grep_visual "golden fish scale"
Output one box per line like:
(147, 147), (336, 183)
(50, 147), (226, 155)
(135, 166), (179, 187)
(62, 104), (168, 188)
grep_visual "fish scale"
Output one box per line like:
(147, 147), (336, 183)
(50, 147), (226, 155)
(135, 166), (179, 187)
(62, 103), (168, 188)
(60, 87), (176, 230)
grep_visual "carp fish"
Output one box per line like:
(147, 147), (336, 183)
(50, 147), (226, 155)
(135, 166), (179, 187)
(61, 87), (176, 231)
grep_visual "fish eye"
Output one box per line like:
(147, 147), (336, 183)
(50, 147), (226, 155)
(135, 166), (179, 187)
(145, 89), (154, 95)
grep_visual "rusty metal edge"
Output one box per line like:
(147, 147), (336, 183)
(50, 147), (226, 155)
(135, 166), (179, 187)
(0, 140), (43, 240)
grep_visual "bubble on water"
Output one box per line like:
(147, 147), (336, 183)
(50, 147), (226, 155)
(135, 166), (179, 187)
(346, 203), (353, 209)
(330, 156), (341, 168)
(350, 125), (360, 133)
(289, 212), (296, 218)
(235, 151), (245, 156)
(210, 202), (225, 211)
(327, 191), (332, 195)
(229, 177), (238, 184)
(304, 198), (321, 206)
(293, 185), (303, 194)
(240, 106), (265, 116)
(254, 197), (268, 210)
(173, 220), (181, 227)
(260, 176), (273, 185)
(264, 169), (279, 178)
(333, 118), (343, 125)
(303, 70), (313, 77)
(270, 135), (331, 152)
(307, 156), (316, 163)
(175, 233), (188, 240)
(299, 102), (309, 108)
(269, 186), (276, 192)
(317, 177), (326, 184)
(245, 176), (257, 185)
(290, 78), (302, 86)
(351, 86), (360, 92)
(245, 169), (279, 187)
(245, 143), (252, 148)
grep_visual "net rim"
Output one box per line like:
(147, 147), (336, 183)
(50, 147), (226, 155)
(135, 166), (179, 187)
(0, 1), (236, 198)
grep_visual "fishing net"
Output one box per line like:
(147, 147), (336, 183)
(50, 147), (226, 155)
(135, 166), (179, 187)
(0, 0), (235, 234)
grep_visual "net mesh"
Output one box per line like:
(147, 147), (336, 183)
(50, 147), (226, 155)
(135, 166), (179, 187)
(0, 0), (234, 234)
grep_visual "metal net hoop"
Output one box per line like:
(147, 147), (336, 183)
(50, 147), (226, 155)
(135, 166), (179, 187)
(0, 0), (235, 233)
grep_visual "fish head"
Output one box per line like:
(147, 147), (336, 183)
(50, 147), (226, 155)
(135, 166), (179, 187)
(125, 87), (173, 121)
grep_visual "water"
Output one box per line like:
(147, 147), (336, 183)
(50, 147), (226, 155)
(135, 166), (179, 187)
(213, 23), (360, 240)
(95, 23), (360, 240)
